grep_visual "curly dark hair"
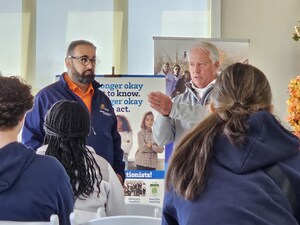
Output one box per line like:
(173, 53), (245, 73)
(43, 100), (102, 199)
(0, 76), (33, 131)
(116, 114), (132, 132)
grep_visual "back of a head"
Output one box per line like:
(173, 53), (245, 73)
(211, 62), (272, 146)
(212, 62), (272, 117)
(0, 76), (33, 131)
(44, 100), (90, 173)
(44, 100), (90, 142)
(189, 41), (220, 63)
(44, 100), (102, 199)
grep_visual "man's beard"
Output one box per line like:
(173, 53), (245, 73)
(74, 69), (95, 84)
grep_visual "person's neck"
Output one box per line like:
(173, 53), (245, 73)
(0, 130), (18, 149)
(65, 73), (89, 93)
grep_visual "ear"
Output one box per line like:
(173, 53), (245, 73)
(16, 114), (26, 132)
(214, 61), (220, 70)
(269, 104), (274, 113)
(65, 57), (71, 69)
(20, 114), (26, 123)
(209, 103), (216, 113)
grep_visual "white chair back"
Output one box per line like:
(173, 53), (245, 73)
(69, 212), (76, 225)
(125, 203), (162, 218)
(81, 215), (161, 225)
(0, 214), (59, 225)
(70, 208), (104, 225)
(71, 210), (98, 225)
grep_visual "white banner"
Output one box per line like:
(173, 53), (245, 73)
(97, 75), (165, 206)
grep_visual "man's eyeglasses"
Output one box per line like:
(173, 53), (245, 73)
(69, 56), (99, 66)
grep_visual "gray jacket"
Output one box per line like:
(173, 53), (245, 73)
(153, 82), (213, 148)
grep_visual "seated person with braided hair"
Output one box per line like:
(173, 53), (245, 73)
(37, 100), (126, 224)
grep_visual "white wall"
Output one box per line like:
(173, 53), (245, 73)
(35, 0), (114, 90)
(127, 0), (212, 74)
(0, 0), (22, 76)
(221, 0), (300, 126)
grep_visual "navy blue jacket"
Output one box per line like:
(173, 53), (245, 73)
(0, 142), (74, 224)
(163, 111), (300, 225)
(22, 74), (125, 180)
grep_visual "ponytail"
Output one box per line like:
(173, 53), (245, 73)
(166, 112), (223, 200)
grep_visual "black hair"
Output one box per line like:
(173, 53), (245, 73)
(117, 115), (132, 132)
(0, 76), (33, 131)
(67, 40), (96, 56)
(43, 100), (102, 199)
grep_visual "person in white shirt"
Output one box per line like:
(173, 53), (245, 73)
(37, 100), (126, 224)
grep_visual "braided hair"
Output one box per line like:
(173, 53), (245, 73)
(43, 100), (102, 199)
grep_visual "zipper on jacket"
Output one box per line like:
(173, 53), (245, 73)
(91, 126), (97, 135)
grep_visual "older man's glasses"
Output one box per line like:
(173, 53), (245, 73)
(69, 56), (99, 66)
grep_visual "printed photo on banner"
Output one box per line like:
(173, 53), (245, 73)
(124, 170), (164, 205)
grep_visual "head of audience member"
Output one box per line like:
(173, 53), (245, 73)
(65, 40), (98, 88)
(173, 64), (181, 77)
(188, 42), (220, 89)
(43, 100), (102, 199)
(161, 62), (171, 75)
(211, 63), (272, 123)
(0, 76), (33, 134)
(166, 63), (272, 200)
(116, 115), (132, 133)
